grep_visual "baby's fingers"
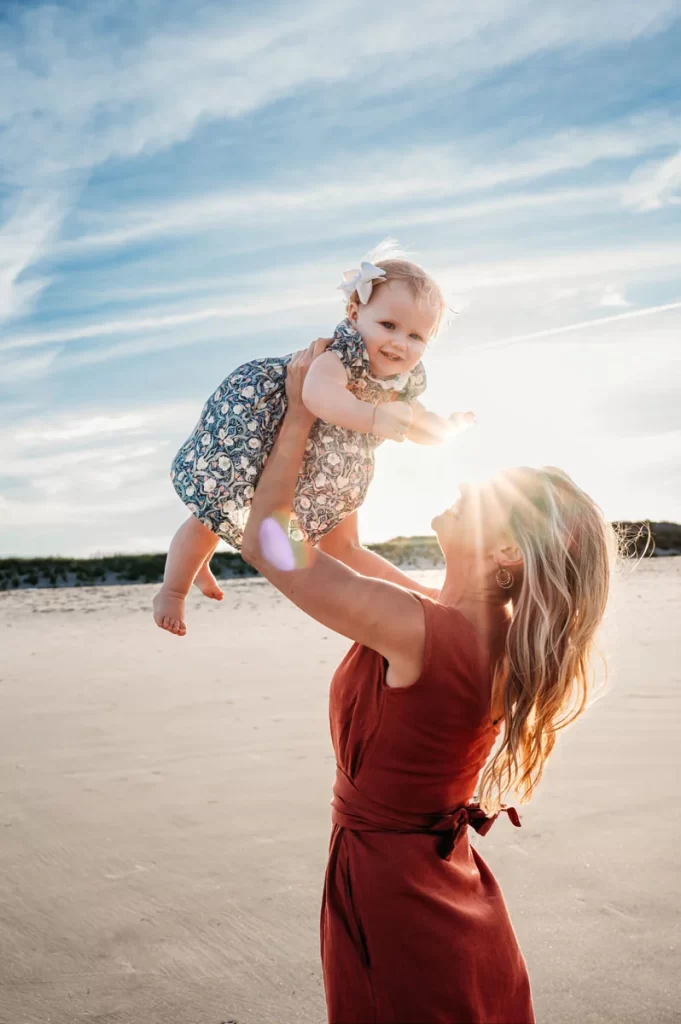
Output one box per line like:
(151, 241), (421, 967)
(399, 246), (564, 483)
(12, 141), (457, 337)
(448, 411), (476, 430)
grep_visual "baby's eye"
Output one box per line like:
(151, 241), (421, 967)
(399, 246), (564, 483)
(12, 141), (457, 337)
(410, 334), (424, 343)
(380, 321), (395, 330)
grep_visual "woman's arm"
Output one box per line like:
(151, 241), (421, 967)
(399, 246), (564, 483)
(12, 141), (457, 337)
(241, 343), (426, 683)
(318, 512), (440, 600)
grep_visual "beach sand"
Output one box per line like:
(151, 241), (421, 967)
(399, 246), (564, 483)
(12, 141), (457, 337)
(0, 560), (679, 1024)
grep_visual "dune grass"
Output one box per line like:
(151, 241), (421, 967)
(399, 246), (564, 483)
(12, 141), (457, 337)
(0, 522), (678, 590)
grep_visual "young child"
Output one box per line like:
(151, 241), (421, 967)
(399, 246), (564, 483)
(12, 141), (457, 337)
(154, 243), (472, 635)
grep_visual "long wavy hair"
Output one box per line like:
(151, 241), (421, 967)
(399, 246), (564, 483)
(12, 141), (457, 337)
(478, 467), (618, 813)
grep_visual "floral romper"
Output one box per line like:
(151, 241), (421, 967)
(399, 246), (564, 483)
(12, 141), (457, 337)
(170, 319), (426, 549)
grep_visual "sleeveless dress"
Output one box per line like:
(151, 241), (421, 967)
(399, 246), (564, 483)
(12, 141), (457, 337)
(170, 319), (426, 548)
(322, 596), (535, 1024)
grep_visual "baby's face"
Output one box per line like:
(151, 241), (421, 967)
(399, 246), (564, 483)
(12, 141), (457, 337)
(349, 280), (437, 378)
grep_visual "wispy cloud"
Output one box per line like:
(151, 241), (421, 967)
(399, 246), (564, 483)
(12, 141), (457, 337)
(2, 0), (681, 554)
(473, 300), (681, 352)
(5, 403), (198, 450)
(0, 289), (330, 354)
(0, 191), (71, 326)
(3, 1), (678, 181)
(1, 349), (62, 383)
(0, 401), (195, 534)
(54, 116), (680, 259)
(599, 286), (631, 308)
(0, 493), (170, 529)
(623, 149), (681, 210)
(1, 243), (681, 377)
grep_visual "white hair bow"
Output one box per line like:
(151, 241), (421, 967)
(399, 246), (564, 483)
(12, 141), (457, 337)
(337, 260), (386, 304)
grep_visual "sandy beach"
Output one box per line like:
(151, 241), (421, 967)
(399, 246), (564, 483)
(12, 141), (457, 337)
(0, 560), (679, 1024)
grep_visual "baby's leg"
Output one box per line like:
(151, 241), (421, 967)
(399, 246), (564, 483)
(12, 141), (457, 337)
(153, 516), (219, 636)
(193, 553), (224, 601)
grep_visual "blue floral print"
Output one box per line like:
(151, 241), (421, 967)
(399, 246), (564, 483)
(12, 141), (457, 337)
(170, 319), (426, 548)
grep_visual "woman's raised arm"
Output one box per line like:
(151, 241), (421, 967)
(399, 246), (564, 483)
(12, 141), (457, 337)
(319, 511), (440, 600)
(240, 341), (426, 683)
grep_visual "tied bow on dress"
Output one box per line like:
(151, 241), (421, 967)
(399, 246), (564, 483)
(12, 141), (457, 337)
(429, 803), (522, 859)
(332, 767), (521, 861)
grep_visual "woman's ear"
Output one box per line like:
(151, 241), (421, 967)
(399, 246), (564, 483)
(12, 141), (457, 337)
(496, 542), (522, 568)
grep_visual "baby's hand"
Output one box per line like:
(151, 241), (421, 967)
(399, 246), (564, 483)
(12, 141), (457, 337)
(407, 408), (475, 445)
(447, 411), (476, 432)
(373, 402), (413, 442)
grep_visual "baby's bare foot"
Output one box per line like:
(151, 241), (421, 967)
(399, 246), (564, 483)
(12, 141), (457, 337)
(153, 588), (187, 636)
(194, 563), (224, 601)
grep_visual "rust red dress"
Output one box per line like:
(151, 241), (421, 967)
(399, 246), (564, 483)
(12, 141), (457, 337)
(321, 596), (535, 1024)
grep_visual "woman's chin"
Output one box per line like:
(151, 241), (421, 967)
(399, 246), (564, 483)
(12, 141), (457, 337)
(430, 513), (449, 538)
(431, 510), (460, 552)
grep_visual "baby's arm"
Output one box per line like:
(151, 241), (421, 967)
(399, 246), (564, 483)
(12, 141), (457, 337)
(302, 352), (412, 441)
(406, 400), (474, 446)
(302, 352), (373, 431)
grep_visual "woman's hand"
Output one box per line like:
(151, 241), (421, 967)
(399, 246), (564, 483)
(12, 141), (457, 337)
(286, 337), (333, 426)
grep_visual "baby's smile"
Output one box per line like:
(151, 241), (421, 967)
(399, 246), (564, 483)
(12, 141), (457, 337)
(379, 348), (405, 364)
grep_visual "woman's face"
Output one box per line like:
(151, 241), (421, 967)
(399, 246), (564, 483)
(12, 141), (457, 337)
(431, 477), (517, 563)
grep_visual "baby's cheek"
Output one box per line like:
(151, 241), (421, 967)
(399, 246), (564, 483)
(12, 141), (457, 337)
(359, 328), (382, 359)
(406, 343), (426, 369)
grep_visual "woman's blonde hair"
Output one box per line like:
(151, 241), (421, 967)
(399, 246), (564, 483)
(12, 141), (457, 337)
(345, 239), (448, 337)
(478, 466), (617, 813)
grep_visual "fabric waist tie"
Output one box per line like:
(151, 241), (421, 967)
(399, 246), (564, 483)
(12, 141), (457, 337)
(331, 766), (521, 860)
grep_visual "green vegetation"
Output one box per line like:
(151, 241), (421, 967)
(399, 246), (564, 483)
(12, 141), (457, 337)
(0, 522), (678, 591)
(0, 550), (256, 591)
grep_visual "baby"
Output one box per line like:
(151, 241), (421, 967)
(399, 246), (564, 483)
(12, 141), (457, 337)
(154, 243), (471, 635)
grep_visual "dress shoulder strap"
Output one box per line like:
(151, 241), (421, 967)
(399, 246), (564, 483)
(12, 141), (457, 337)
(410, 595), (492, 713)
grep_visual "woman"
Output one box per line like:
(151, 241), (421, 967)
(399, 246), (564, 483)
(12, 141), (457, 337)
(241, 341), (614, 1024)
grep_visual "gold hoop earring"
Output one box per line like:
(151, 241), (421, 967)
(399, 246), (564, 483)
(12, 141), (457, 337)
(495, 567), (514, 590)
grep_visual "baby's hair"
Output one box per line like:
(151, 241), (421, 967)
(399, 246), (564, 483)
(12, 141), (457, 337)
(345, 239), (447, 337)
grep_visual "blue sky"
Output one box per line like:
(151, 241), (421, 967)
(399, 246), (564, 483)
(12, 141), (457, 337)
(1, 0), (681, 557)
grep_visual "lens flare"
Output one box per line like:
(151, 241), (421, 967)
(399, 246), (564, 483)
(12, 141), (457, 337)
(259, 514), (315, 571)
(259, 516), (296, 571)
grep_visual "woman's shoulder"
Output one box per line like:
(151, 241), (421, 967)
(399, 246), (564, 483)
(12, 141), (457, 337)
(418, 594), (479, 644)
(415, 597), (492, 700)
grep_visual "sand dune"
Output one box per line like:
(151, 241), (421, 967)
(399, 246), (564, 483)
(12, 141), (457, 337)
(0, 561), (679, 1024)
